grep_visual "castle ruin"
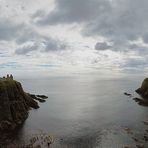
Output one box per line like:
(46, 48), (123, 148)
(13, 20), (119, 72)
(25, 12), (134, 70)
(2, 74), (13, 80)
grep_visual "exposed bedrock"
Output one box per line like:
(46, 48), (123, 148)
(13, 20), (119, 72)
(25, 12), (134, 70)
(0, 76), (48, 130)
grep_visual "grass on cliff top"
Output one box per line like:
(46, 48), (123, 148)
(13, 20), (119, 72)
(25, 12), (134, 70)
(0, 78), (18, 87)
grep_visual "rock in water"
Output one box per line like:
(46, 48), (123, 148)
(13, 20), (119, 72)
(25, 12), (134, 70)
(0, 78), (39, 130)
(136, 78), (148, 98)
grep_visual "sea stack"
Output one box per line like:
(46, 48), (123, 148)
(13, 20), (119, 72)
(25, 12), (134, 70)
(0, 75), (39, 130)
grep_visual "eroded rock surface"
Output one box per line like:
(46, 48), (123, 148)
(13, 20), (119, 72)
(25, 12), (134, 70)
(0, 78), (46, 130)
(136, 78), (148, 98)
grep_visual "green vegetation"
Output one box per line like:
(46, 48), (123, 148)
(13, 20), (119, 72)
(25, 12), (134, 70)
(0, 79), (18, 87)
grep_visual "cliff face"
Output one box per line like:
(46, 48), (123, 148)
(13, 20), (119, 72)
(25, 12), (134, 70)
(0, 78), (39, 130)
(136, 78), (148, 98)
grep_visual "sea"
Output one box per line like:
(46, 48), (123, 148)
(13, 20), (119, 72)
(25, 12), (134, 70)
(3, 73), (148, 147)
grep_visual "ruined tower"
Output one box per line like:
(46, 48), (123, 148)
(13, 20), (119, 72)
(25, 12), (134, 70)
(10, 74), (13, 80)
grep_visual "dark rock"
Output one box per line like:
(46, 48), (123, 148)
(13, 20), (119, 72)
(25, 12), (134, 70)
(35, 97), (46, 103)
(136, 78), (148, 98)
(143, 121), (148, 125)
(36, 95), (48, 99)
(124, 92), (132, 97)
(0, 78), (40, 130)
(132, 137), (139, 142)
(28, 93), (47, 103)
(24, 93), (39, 109)
(136, 144), (144, 148)
(135, 78), (148, 106)
(143, 135), (148, 141)
(133, 98), (148, 106)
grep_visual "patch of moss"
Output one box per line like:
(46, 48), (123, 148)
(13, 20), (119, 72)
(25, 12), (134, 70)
(0, 80), (18, 88)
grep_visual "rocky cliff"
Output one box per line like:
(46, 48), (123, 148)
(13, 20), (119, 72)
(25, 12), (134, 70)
(0, 78), (40, 130)
(136, 78), (148, 98)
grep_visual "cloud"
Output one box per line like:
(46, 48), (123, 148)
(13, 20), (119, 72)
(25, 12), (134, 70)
(31, 10), (46, 19)
(15, 37), (67, 55)
(0, 17), (67, 56)
(0, 18), (40, 46)
(83, 0), (148, 46)
(122, 57), (148, 72)
(0, 62), (21, 69)
(95, 42), (111, 50)
(129, 43), (148, 55)
(0, 19), (24, 41)
(36, 0), (110, 25)
(16, 28), (39, 44)
(142, 33), (148, 43)
(1, 0), (148, 74)
(34, 0), (148, 49)
(43, 38), (67, 52)
(15, 43), (38, 55)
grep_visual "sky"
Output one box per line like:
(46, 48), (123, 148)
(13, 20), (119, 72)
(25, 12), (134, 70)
(0, 0), (148, 77)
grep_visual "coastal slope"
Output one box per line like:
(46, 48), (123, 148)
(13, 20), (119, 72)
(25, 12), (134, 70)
(0, 78), (39, 130)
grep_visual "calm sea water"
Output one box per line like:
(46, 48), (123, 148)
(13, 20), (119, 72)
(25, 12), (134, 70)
(13, 75), (148, 147)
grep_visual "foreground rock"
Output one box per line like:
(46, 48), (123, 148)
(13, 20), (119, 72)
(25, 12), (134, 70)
(0, 75), (48, 131)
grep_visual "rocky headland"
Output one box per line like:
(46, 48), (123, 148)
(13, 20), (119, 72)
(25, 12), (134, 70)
(135, 78), (148, 106)
(136, 78), (148, 98)
(125, 78), (148, 106)
(0, 75), (48, 131)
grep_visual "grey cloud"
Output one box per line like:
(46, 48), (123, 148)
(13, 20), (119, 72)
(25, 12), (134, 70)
(0, 17), (51, 45)
(0, 18), (39, 45)
(34, 0), (148, 50)
(95, 42), (111, 50)
(142, 33), (148, 43)
(15, 38), (67, 55)
(0, 18), (67, 55)
(31, 10), (46, 19)
(123, 58), (148, 69)
(129, 44), (148, 55)
(0, 19), (23, 41)
(36, 0), (110, 25)
(84, 0), (148, 45)
(15, 44), (38, 55)
(43, 38), (67, 52)
(16, 29), (39, 44)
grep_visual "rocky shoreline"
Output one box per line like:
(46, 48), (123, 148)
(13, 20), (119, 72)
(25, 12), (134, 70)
(124, 78), (148, 106)
(0, 75), (48, 131)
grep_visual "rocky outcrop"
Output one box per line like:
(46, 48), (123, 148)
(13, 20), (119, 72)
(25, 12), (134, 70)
(27, 94), (46, 103)
(0, 78), (47, 130)
(136, 78), (148, 98)
(135, 78), (148, 106)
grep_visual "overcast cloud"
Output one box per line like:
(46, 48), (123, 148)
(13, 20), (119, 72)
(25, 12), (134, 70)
(0, 0), (148, 76)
